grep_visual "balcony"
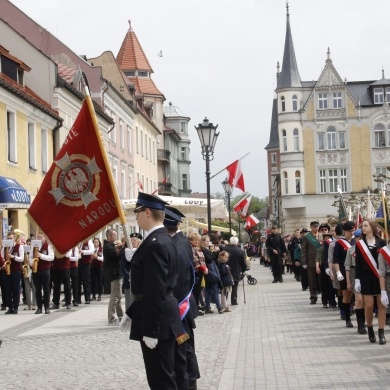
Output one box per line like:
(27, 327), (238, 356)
(157, 149), (170, 163)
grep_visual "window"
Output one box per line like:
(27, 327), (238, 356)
(340, 169), (347, 192)
(145, 134), (148, 159)
(271, 153), (276, 164)
(332, 92), (342, 108)
(320, 170), (326, 193)
(180, 122), (187, 133)
(182, 174), (188, 190)
(318, 93), (328, 109)
(41, 128), (48, 172)
(127, 126), (132, 154)
(138, 71), (148, 77)
(281, 96), (285, 112)
(119, 122), (124, 149)
(327, 126), (336, 150)
(141, 131), (144, 156)
(293, 128), (299, 151)
(110, 112), (116, 143)
(121, 165), (126, 198)
(273, 197), (277, 214)
(152, 141), (155, 164)
(375, 167), (387, 189)
(292, 95), (298, 111)
(386, 87), (390, 102)
(374, 123), (385, 147)
(328, 169), (338, 193)
(282, 129), (287, 152)
(7, 111), (17, 163)
(295, 171), (301, 194)
(339, 132), (346, 149)
(181, 147), (186, 160)
(28, 122), (36, 169)
(374, 88), (384, 104)
(112, 160), (118, 184)
(128, 173), (133, 198)
(318, 133), (325, 150)
(149, 138), (152, 162)
(136, 127), (139, 154)
(284, 172), (288, 195)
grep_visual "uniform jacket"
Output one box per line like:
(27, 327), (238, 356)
(301, 233), (320, 268)
(126, 227), (183, 342)
(103, 240), (122, 282)
(355, 236), (386, 280)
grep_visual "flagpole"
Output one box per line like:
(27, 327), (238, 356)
(84, 88), (128, 236)
(209, 152), (250, 180)
(382, 187), (388, 240)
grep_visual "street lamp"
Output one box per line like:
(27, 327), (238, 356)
(222, 179), (232, 236)
(195, 117), (219, 235)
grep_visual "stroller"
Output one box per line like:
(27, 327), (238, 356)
(243, 272), (257, 285)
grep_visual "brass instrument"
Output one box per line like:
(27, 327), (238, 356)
(4, 247), (10, 276)
(22, 248), (30, 279)
(32, 246), (39, 273)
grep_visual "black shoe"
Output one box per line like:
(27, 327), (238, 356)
(0, 306), (6, 311)
(310, 300), (317, 305)
(346, 320), (353, 328)
(35, 308), (42, 314)
(12, 309), (18, 314)
(231, 302), (238, 305)
(73, 302), (79, 307)
(5, 309), (14, 314)
(66, 305), (71, 310)
(279, 277), (283, 283)
(323, 304), (329, 308)
(368, 326), (376, 343)
(272, 279), (278, 283)
(85, 301), (90, 304)
(50, 304), (59, 310)
(91, 296), (96, 301)
(97, 296), (101, 301)
(378, 329), (386, 345)
(302, 288), (308, 291)
(198, 310), (204, 316)
(45, 309), (50, 314)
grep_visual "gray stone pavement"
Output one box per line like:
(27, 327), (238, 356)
(1, 261), (390, 389)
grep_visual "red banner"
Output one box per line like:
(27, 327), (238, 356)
(27, 99), (119, 255)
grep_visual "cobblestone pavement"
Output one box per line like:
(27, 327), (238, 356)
(1, 261), (390, 389)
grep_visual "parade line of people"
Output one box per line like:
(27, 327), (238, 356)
(261, 219), (390, 346)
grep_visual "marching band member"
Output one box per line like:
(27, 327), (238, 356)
(51, 250), (72, 310)
(68, 246), (79, 307)
(2, 231), (24, 314)
(78, 239), (94, 304)
(91, 238), (104, 301)
(30, 232), (54, 314)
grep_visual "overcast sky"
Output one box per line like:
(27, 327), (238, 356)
(10, 0), (390, 201)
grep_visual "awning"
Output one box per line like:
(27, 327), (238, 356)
(0, 176), (31, 208)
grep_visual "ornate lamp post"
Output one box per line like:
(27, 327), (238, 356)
(195, 117), (219, 235)
(222, 179), (232, 236)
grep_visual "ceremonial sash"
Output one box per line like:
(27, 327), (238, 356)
(356, 240), (379, 279)
(325, 238), (333, 245)
(178, 264), (195, 321)
(338, 238), (351, 251)
(378, 246), (390, 267)
(306, 233), (321, 250)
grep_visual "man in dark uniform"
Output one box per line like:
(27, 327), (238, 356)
(119, 193), (188, 390)
(266, 226), (287, 283)
(164, 206), (200, 390)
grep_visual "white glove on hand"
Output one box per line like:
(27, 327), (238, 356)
(336, 271), (344, 281)
(143, 336), (158, 349)
(119, 314), (131, 332)
(381, 290), (389, 308)
(302, 265), (308, 269)
(354, 279), (361, 293)
(325, 268), (330, 276)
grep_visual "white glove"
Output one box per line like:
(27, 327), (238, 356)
(381, 290), (389, 308)
(325, 268), (330, 276)
(354, 279), (361, 293)
(302, 265), (308, 269)
(336, 271), (344, 281)
(143, 336), (158, 349)
(119, 314), (131, 332)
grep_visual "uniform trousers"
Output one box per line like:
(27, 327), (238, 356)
(90, 266), (103, 298)
(300, 266), (308, 289)
(320, 268), (336, 306)
(5, 270), (21, 310)
(52, 269), (71, 305)
(184, 318), (200, 383)
(70, 267), (79, 304)
(78, 263), (91, 303)
(0, 271), (7, 308)
(307, 266), (318, 301)
(270, 252), (283, 279)
(141, 338), (178, 390)
(231, 280), (239, 305)
(32, 269), (51, 310)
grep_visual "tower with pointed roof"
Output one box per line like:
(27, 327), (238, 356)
(266, 3), (390, 232)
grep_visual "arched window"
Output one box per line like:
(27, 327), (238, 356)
(282, 129), (287, 151)
(327, 126), (336, 150)
(284, 171), (288, 195)
(374, 123), (385, 147)
(292, 95), (298, 111)
(281, 96), (286, 112)
(295, 171), (301, 194)
(293, 128), (299, 151)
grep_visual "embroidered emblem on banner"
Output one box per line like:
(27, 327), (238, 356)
(49, 153), (102, 208)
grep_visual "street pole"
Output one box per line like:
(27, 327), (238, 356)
(205, 153), (212, 235)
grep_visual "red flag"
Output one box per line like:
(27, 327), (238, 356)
(226, 159), (245, 192)
(233, 194), (251, 214)
(27, 99), (120, 256)
(136, 180), (143, 191)
(245, 214), (259, 229)
(163, 175), (169, 184)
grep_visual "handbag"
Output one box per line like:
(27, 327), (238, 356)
(205, 261), (221, 284)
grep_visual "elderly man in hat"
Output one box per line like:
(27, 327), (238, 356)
(301, 221), (322, 304)
(164, 205), (200, 390)
(119, 193), (188, 390)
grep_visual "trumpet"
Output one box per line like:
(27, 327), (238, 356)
(32, 246), (39, 273)
(4, 247), (11, 276)
(22, 251), (30, 279)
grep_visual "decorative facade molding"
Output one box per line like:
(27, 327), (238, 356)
(317, 152), (347, 165)
(316, 108), (345, 119)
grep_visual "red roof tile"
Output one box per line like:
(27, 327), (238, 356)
(129, 76), (163, 96)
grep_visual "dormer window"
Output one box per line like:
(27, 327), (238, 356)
(138, 71), (148, 77)
(374, 88), (384, 104)
(292, 95), (298, 111)
(281, 96), (286, 112)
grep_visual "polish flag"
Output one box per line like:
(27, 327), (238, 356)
(136, 180), (143, 191)
(226, 159), (245, 192)
(162, 175), (169, 184)
(245, 214), (259, 229)
(233, 194), (251, 214)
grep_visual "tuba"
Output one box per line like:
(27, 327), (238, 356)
(4, 247), (11, 276)
(32, 246), (39, 273)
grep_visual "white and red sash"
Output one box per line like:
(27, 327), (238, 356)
(325, 238), (333, 245)
(356, 240), (379, 279)
(338, 238), (352, 251)
(378, 246), (390, 267)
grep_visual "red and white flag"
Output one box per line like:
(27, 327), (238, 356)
(245, 214), (259, 229)
(27, 97), (120, 256)
(226, 159), (245, 192)
(233, 194), (251, 215)
(162, 175), (169, 184)
(136, 180), (144, 191)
